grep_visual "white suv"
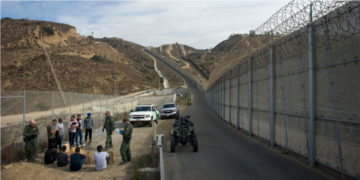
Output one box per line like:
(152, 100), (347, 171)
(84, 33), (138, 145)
(129, 105), (159, 127)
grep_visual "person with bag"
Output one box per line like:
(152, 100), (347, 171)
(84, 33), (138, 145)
(68, 115), (78, 147)
(23, 120), (39, 162)
(120, 118), (133, 164)
(75, 114), (83, 147)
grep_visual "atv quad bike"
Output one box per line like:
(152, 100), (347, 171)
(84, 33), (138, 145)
(170, 115), (198, 153)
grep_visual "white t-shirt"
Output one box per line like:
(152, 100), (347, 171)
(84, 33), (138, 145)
(56, 123), (64, 136)
(94, 152), (110, 171)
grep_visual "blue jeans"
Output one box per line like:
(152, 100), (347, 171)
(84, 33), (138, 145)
(69, 132), (76, 147)
(75, 129), (83, 146)
(58, 135), (63, 150)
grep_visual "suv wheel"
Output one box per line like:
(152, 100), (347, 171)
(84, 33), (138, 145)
(149, 118), (153, 127)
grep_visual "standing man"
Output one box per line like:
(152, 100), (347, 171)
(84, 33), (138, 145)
(68, 115), (78, 147)
(56, 118), (65, 150)
(120, 118), (133, 164)
(47, 119), (58, 148)
(75, 114), (83, 147)
(102, 111), (114, 150)
(23, 120), (39, 162)
(84, 113), (94, 143)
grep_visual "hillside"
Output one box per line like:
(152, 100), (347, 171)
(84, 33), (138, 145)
(151, 33), (272, 89)
(150, 43), (209, 88)
(1, 18), (183, 95)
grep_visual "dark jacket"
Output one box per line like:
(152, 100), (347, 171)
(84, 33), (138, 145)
(83, 116), (94, 129)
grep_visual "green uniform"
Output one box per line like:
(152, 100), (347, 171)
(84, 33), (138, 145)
(120, 123), (133, 162)
(103, 115), (115, 149)
(23, 124), (39, 161)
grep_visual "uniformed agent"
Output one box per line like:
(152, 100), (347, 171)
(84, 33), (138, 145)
(120, 118), (133, 164)
(23, 120), (39, 162)
(102, 111), (115, 149)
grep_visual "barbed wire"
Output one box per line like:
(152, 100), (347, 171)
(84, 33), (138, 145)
(254, 0), (349, 36)
(209, 0), (360, 90)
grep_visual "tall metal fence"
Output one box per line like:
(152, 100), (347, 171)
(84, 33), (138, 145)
(205, 1), (360, 178)
(1, 89), (177, 164)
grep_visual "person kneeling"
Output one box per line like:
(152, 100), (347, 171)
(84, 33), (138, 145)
(44, 143), (58, 164)
(57, 145), (69, 167)
(70, 147), (86, 171)
(94, 145), (110, 171)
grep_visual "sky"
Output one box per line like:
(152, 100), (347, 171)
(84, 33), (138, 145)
(1, 0), (289, 49)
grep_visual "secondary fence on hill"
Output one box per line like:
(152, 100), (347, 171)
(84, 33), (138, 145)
(1, 89), (178, 164)
(205, 1), (359, 178)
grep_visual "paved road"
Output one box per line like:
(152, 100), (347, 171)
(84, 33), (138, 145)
(147, 48), (331, 179)
(163, 83), (329, 180)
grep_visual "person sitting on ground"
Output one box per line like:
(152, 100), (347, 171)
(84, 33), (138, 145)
(70, 147), (86, 171)
(57, 145), (69, 167)
(94, 145), (110, 171)
(44, 143), (58, 164)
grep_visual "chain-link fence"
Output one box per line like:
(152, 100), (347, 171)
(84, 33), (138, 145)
(205, 1), (360, 178)
(1, 89), (177, 164)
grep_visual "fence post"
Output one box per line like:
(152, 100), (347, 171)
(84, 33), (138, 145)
(220, 82), (222, 118)
(219, 82), (221, 117)
(70, 92), (72, 116)
(324, 15), (344, 174)
(269, 45), (275, 147)
(91, 94), (93, 111)
(307, 3), (315, 167)
(248, 56), (253, 136)
(223, 76), (226, 121)
(100, 95), (102, 121)
(106, 96), (108, 110)
(217, 83), (220, 116)
(52, 91), (55, 120)
(236, 65), (240, 129)
(115, 97), (117, 115)
(82, 93), (85, 115)
(23, 90), (26, 127)
(123, 97), (125, 119)
(236, 64), (240, 129)
(228, 71), (232, 125)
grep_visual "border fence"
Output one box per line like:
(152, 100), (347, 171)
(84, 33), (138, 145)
(1, 89), (178, 164)
(205, 1), (359, 178)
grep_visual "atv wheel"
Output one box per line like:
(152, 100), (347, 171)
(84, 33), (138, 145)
(149, 118), (153, 127)
(170, 136), (176, 153)
(193, 135), (198, 152)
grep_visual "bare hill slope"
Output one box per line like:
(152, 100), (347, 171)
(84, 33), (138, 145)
(1, 18), (183, 95)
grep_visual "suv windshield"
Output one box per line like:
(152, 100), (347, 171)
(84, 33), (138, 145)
(134, 106), (151, 112)
(163, 104), (175, 108)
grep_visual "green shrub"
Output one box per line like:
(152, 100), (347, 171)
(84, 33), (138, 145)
(36, 102), (49, 111)
(90, 55), (110, 63)
(43, 27), (54, 35)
